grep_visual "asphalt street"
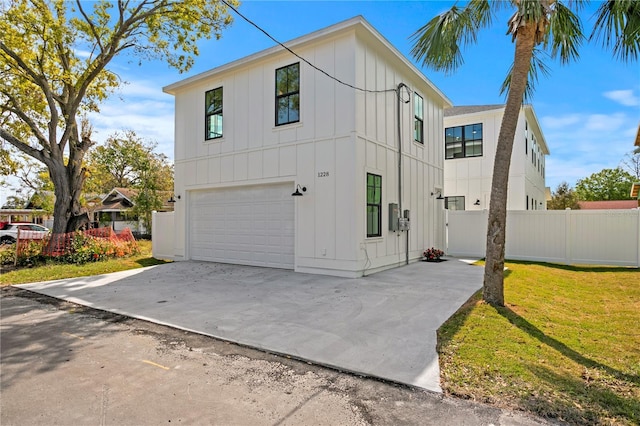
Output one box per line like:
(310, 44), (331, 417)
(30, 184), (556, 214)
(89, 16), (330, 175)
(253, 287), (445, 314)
(0, 287), (551, 426)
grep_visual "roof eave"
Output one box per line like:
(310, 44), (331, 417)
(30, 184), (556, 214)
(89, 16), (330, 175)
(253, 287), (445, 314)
(162, 16), (452, 108)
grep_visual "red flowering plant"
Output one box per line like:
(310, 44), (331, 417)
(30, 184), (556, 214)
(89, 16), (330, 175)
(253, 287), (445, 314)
(423, 247), (444, 261)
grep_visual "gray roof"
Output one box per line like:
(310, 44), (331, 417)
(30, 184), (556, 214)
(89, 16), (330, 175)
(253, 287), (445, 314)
(444, 104), (504, 117)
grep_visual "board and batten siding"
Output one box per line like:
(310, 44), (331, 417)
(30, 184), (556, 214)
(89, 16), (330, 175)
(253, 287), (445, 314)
(443, 107), (547, 211)
(168, 17), (450, 276)
(351, 31), (445, 273)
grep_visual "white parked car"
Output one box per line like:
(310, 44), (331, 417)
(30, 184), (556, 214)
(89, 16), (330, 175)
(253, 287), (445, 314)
(0, 223), (50, 244)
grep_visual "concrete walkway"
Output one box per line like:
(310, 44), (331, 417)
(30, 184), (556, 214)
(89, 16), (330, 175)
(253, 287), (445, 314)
(16, 258), (483, 393)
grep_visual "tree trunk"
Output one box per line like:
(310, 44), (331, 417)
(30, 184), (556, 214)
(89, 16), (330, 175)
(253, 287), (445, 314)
(483, 23), (537, 307)
(49, 158), (85, 234)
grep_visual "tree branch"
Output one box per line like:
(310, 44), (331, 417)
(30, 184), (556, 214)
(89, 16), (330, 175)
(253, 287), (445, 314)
(76, 0), (105, 53)
(0, 128), (48, 165)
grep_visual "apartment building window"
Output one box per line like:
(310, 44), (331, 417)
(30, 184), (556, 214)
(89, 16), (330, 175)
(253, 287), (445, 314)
(366, 173), (382, 237)
(445, 123), (483, 159)
(205, 87), (223, 140)
(414, 93), (424, 144)
(275, 63), (300, 126)
(445, 196), (465, 210)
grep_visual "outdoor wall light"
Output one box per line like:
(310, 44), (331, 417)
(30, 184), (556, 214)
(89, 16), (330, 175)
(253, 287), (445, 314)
(431, 190), (444, 200)
(168, 194), (181, 203)
(474, 199), (481, 205)
(291, 184), (307, 197)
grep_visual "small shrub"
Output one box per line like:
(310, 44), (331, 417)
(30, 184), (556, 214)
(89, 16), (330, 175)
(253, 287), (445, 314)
(55, 233), (138, 265)
(0, 244), (16, 265)
(423, 247), (444, 261)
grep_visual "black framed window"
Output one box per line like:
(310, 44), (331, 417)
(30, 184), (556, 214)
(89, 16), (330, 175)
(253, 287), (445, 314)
(414, 93), (424, 144)
(445, 196), (465, 210)
(445, 123), (483, 159)
(275, 63), (300, 126)
(205, 87), (223, 140)
(366, 173), (382, 237)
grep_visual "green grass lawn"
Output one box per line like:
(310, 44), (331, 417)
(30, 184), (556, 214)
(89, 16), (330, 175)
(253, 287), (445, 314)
(0, 240), (170, 286)
(439, 261), (640, 425)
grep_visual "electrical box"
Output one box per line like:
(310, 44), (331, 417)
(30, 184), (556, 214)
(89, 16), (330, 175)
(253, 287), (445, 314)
(399, 209), (410, 231)
(388, 203), (399, 231)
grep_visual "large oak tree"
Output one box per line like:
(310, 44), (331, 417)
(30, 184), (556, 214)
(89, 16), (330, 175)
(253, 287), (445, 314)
(411, 0), (639, 306)
(0, 0), (234, 233)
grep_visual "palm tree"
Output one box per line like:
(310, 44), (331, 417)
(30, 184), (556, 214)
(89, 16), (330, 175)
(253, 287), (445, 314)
(411, 0), (639, 307)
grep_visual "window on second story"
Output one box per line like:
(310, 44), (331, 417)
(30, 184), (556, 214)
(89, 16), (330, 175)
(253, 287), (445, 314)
(275, 63), (300, 126)
(414, 93), (424, 144)
(445, 123), (483, 159)
(205, 87), (223, 140)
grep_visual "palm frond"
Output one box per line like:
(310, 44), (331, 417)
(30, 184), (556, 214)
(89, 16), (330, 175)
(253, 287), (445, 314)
(590, 0), (640, 62)
(547, 1), (584, 64)
(410, 1), (493, 74)
(500, 48), (551, 102)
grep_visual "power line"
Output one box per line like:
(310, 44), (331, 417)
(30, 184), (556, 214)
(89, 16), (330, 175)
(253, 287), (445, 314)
(219, 0), (399, 95)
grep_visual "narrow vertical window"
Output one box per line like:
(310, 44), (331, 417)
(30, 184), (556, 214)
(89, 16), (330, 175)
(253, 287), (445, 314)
(275, 63), (300, 126)
(414, 93), (424, 144)
(205, 87), (223, 140)
(366, 173), (382, 237)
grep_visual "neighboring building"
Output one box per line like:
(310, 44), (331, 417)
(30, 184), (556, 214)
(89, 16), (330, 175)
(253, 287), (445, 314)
(95, 188), (173, 233)
(578, 200), (638, 210)
(163, 16), (452, 277)
(443, 104), (549, 211)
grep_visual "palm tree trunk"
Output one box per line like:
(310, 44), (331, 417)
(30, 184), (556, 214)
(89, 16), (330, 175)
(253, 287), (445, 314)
(483, 23), (537, 307)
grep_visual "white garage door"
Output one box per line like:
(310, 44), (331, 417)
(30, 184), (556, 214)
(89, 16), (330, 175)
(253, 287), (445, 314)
(189, 183), (295, 269)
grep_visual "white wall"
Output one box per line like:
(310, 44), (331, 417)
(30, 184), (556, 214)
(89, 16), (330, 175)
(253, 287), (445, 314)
(152, 211), (175, 260)
(444, 106), (547, 211)
(447, 209), (640, 267)
(171, 31), (358, 268)
(168, 19), (449, 277)
(351, 29), (446, 275)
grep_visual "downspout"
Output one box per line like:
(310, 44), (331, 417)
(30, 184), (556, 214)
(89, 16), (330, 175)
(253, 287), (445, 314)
(397, 83), (409, 265)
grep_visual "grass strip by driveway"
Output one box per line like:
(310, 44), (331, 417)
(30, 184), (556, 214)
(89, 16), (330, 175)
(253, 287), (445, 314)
(438, 261), (640, 425)
(0, 240), (169, 286)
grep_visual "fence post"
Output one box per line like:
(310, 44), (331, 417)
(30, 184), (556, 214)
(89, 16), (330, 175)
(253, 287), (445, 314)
(636, 209), (640, 268)
(564, 208), (572, 266)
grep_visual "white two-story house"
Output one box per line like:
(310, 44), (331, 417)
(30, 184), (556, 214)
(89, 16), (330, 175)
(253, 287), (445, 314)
(443, 104), (549, 211)
(163, 16), (452, 277)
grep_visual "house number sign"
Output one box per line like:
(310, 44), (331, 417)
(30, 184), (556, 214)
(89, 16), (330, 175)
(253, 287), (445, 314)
(317, 171), (330, 177)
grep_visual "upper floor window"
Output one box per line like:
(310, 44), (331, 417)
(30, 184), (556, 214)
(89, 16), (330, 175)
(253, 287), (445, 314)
(205, 87), (223, 140)
(414, 93), (424, 144)
(445, 123), (483, 159)
(275, 63), (300, 126)
(366, 173), (382, 237)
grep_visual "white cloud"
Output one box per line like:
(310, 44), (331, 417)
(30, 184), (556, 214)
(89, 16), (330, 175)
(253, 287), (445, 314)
(88, 96), (175, 160)
(585, 113), (626, 131)
(541, 111), (636, 188)
(603, 89), (640, 107)
(115, 79), (174, 102)
(540, 114), (581, 129)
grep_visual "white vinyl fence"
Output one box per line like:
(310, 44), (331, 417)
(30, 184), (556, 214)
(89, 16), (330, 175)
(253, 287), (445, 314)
(152, 211), (175, 260)
(447, 209), (640, 267)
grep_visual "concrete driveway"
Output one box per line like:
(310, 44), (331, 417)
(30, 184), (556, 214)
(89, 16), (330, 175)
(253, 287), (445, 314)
(16, 258), (483, 393)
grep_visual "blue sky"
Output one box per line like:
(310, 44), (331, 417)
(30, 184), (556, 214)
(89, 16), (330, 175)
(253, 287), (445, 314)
(5, 1), (637, 206)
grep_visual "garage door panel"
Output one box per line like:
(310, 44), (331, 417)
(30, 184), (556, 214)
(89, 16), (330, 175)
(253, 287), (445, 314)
(190, 183), (294, 269)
